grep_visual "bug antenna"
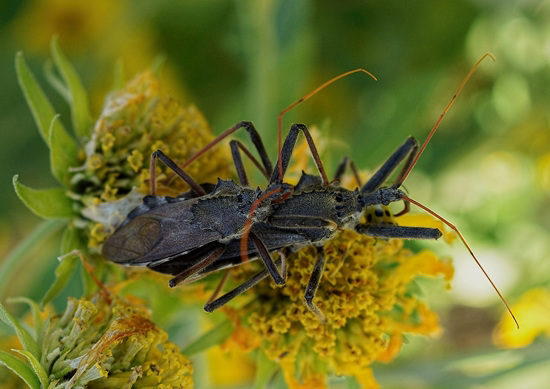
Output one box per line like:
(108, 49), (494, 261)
(277, 69), (377, 183)
(402, 194), (519, 329)
(397, 53), (495, 186)
(240, 187), (283, 263)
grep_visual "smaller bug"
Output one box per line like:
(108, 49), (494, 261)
(102, 54), (518, 327)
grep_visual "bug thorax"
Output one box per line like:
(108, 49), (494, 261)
(357, 186), (406, 208)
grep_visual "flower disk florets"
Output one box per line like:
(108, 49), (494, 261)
(41, 292), (193, 388)
(229, 228), (452, 387)
(77, 71), (229, 246)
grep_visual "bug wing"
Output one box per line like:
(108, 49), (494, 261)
(102, 199), (222, 265)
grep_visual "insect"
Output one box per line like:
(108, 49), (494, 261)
(102, 54), (518, 327)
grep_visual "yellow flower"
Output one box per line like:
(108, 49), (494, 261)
(210, 133), (455, 386)
(42, 292), (194, 388)
(12, 0), (120, 53)
(493, 288), (550, 348)
(223, 229), (451, 386)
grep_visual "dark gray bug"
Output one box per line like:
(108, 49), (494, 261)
(102, 55), (518, 326)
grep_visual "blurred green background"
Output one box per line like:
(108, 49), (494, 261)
(1, 0), (550, 388)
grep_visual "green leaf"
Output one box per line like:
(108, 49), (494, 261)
(182, 319), (234, 356)
(13, 175), (74, 219)
(254, 351), (280, 389)
(7, 297), (43, 341)
(0, 219), (65, 300)
(51, 36), (92, 138)
(13, 350), (49, 389)
(0, 302), (41, 359)
(60, 223), (85, 254)
(0, 350), (41, 389)
(49, 114), (79, 185)
(15, 51), (67, 145)
(41, 249), (79, 308)
(44, 59), (70, 102)
(80, 257), (99, 297)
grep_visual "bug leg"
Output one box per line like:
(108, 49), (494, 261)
(393, 199), (411, 217)
(333, 156), (362, 187)
(150, 149), (206, 196)
(230, 140), (271, 185)
(250, 232), (284, 285)
(182, 121), (273, 174)
(203, 256), (284, 312)
(269, 123), (329, 187)
(355, 224), (442, 240)
(304, 246), (327, 323)
(206, 269), (231, 305)
(168, 244), (226, 287)
(361, 137), (419, 194)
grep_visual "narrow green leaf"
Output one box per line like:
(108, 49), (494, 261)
(13, 350), (49, 389)
(7, 297), (43, 341)
(0, 219), (65, 300)
(0, 302), (41, 359)
(254, 351), (280, 389)
(49, 114), (79, 185)
(41, 249), (79, 308)
(51, 36), (92, 138)
(15, 51), (67, 145)
(43, 60), (71, 102)
(80, 257), (98, 297)
(60, 223), (84, 254)
(0, 350), (41, 389)
(13, 175), (74, 219)
(182, 319), (234, 356)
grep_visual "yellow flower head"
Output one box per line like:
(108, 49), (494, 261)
(205, 130), (455, 387)
(41, 291), (193, 388)
(76, 70), (229, 246)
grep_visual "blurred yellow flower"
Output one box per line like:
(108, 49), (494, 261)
(12, 0), (120, 53)
(493, 287), (550, 348)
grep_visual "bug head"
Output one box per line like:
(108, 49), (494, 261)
(357, 186), (405, 210)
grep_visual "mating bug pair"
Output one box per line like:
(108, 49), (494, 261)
(102, 54), (518, 326)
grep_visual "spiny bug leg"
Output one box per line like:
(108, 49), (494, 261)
(206, 269), (231, 305)
(230, 140), (271, 186)
(150, 149), (206, 196)
(164, 121), (273, 188)
(167, 244), (226, 287)
(356, 224), (442, 240)
(184, 121), (273, 174)
(333, 156), (362, 187)
(250, 232), (284, 285)
(304, 246), (327, 323)
(361, 136), (419, 194)
(204, 255), (286, 312)
(268, 123), (328, 186)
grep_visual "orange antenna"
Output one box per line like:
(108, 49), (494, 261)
(277, 69), (377, 182)
(397, 53), (495, 186)
(240, 187), (283, 263)
(403, 194), (519, 329)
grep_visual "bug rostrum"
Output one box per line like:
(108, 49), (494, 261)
(102, 53), (518, 327)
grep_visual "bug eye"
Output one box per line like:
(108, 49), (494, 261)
(237, 194), (244, 203)
(335, 193), (344, 202)
(374, 208), (384, 217)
